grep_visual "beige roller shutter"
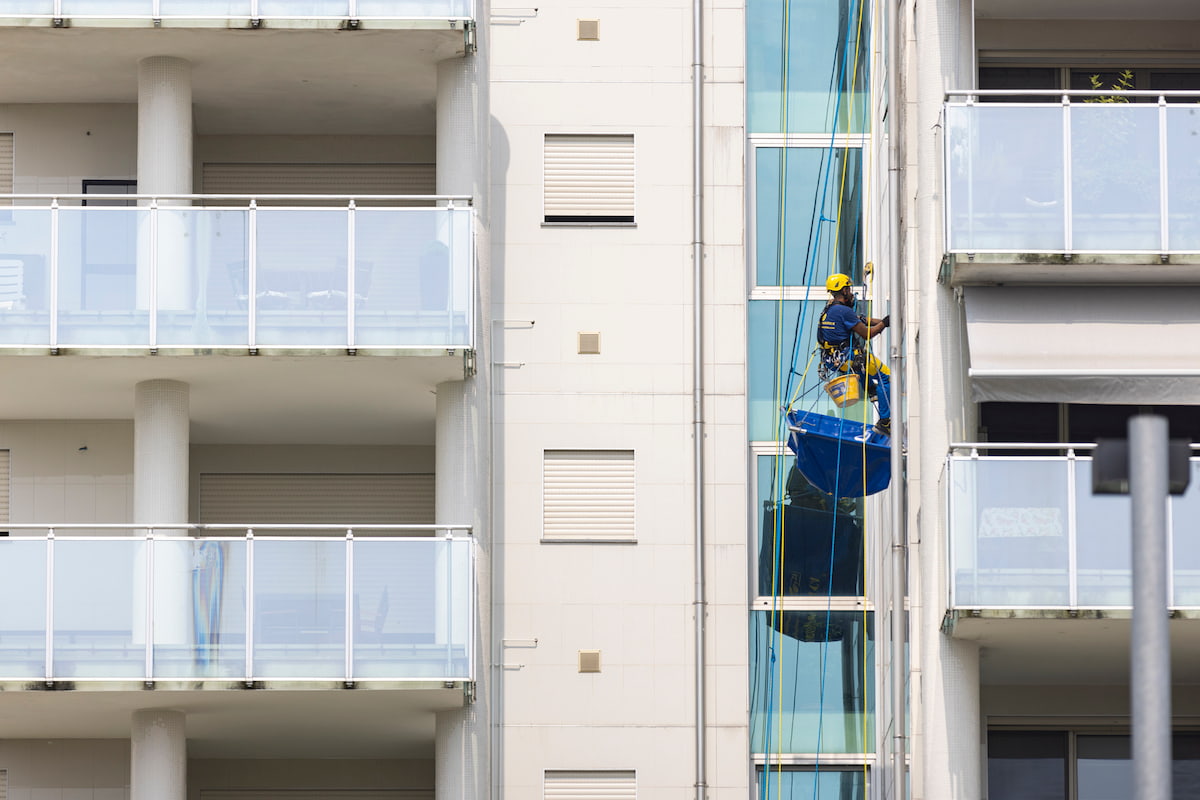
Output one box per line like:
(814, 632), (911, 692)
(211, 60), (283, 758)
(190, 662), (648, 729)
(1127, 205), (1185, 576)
(198, 473), (434, 525)
(0, 768), (6, 800)
(0, 133), (12, 207)
(542, 450), (635, 541)
(0, 450), (8, 524)
(544, 771), (636, 800)
(543, 134), (635, 222)
(201, 163), (436, 206)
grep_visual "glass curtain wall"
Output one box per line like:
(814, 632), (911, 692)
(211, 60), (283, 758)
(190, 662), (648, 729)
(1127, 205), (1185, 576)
(748, 0), (875, 796)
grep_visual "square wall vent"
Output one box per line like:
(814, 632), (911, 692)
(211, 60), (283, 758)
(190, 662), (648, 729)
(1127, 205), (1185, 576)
(578, 650), (601, 673)
(578, 332), (601, 354)
(578, 19), (599, 40)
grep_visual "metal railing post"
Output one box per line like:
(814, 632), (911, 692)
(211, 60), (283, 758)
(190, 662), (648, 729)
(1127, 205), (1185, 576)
(1067, 450), (1078, 607)
(345, 529), (354, 682)
(45, 529), (55, 681)
(49, 199), (59, 351)
(1063, 96), (1073, 252)
(145, 528), (155, 681)
(347, 201), (356, 351)
(245, 529), (255, 682)
(1159, 97), (1170, 253)
(248, 201), (258, 351)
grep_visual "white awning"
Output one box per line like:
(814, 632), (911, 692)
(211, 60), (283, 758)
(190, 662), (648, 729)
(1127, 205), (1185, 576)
(964, 286), (1200, 403)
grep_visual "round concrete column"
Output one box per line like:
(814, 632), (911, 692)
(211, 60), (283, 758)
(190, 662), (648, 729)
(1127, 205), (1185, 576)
(135, 379), (190, 526)
(137, 56), (193, 310)
(134, 380), (190, 647)
(131, 709), (186, 800)
(436, 707), (477, 800)
(436, 58), (477, 198)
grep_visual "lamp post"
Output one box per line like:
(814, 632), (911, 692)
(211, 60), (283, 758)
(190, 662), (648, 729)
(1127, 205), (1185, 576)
(1094, 415), (1191, 800)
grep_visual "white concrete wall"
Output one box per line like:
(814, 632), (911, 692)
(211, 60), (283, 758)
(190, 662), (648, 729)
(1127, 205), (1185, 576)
(0, 739), (131, 800)
(0, 421), (133, 525)
(490, 1), (747, 799)
(0, 104), (138, 195)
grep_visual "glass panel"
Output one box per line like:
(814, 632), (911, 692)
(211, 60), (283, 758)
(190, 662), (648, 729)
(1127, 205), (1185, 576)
(159, 0), (253, 15)
(0, 208), (52, 346)
(986, 731), (1067, 800)
(252, 539), (346, 678)
(1175, 734), (1200, 800)
(945, 105), (1066, 252)
(1071, 104), (1161, 251)
(152, 539), (247, 679)
(358, 0), (473, 15)
(353, 539), (471, 679)
(755, 147), (862, 286)
(1167, 107), (1200, 250)
(254, 209), (348, 347)
(1077, 735), (1132, 800)
(60, 0), (153, 14)
(157, 208), (250, 347)
(1075, 460), (1132, 606)
(750, 611), (874, 754)
(756, 768), (865, 800)
(355, 208), (472, 348)
(0, 2), (54, 14)
(950, 459), (1070, 606)
(57, 207), (148, 346)
(757, 454), (864, 597)
(257, 0), (350, 15)
(0, 539), (47, 678)
(749, 299), (846, 441)
(1172, 462), (1200, 606)
(747, 0), (870, 134)
(53, 538), (146, 678)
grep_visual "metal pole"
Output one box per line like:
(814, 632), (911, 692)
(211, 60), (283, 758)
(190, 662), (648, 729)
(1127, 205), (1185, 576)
(1130, 414), (1172, 800)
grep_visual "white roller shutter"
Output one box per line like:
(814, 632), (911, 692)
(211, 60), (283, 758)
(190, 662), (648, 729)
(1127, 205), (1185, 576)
(543, 134), (635, 222)
(0, 450), (8, 524)
(198, 473), (434, 525)
(544, 771), (636, 800)
(542, 450), (635, 541)
(201, 163), (436, 206)
(0, 133), (12, 206)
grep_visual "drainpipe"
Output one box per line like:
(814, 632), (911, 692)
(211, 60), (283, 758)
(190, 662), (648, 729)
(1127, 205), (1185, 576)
(691, 0), (707, 799)
(886, 0), (908, 794)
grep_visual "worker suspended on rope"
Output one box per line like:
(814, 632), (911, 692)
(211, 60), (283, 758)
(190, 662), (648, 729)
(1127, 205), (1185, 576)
(816, 273), (892, 437)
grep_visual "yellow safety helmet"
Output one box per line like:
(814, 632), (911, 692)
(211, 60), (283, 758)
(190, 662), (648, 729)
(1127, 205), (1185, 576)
(825, 273), (853, 293)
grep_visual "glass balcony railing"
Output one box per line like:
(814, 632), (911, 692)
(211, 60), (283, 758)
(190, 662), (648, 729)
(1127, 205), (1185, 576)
(0, 196), (473, 351)
(0, 1), (472, 22)
(0, 525), (475, 683)
(945, 91), (1200, 254)
(948, 446), (1200, 609)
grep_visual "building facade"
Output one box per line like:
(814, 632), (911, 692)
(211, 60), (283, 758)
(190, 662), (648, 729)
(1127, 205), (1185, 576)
(2, 1), (1198, 800)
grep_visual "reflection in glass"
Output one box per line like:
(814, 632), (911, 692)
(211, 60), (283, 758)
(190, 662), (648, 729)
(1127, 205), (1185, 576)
(750, 611), (873, 754)
(1173, 462), (1200, 605)
(945, 105), (1065, 252)
(747, 0), (870, 134)
(1071, 105), (1161, 251)
(756, 767), (865, 800)
(755, 148), (862, 287)
(252, 539), (346, 678)
(950, 459), (1070, 606)
(0, 539), (47, 678)
(0, 209), (53, 346)
(748, 299), (847, 441)
(987, 731), (1068, 800)
(1077, 735), (1132, 800)
(153, 539), (247, 679)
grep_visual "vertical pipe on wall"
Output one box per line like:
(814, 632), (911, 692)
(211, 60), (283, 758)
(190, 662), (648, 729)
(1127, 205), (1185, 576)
(691, 0), (707, 798)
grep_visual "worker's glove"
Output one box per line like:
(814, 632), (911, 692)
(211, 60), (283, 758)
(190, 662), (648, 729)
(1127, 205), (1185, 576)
(881, 315), (891, 329)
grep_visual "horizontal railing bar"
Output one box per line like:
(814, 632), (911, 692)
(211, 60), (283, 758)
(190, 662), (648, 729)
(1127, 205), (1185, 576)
(950, 442), (1200, 451)
(2, 522), (471, 529)
(947, 89), (1200, 99)
(0, 193), (472, 202)
(0, 15), (472, 20)
(970, 369), (1200, 377)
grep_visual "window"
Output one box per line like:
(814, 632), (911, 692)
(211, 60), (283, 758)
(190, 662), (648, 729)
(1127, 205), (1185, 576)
(543, 134), (634, 224)
(0, 133), (11, 202)
(544, 771), (635, 800)
(542, 450), (635, 541)
(756, 766), (867, 800)
(988, 730), (1200, 800)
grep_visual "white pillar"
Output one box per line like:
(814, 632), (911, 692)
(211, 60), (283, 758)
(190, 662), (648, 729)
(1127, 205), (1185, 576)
(137, 56), (193, 311)
(131, 709), (186, 800)
(134, 379), (190, 648)
(436, 707), (478, 800)
(436, 58), (476, 198)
